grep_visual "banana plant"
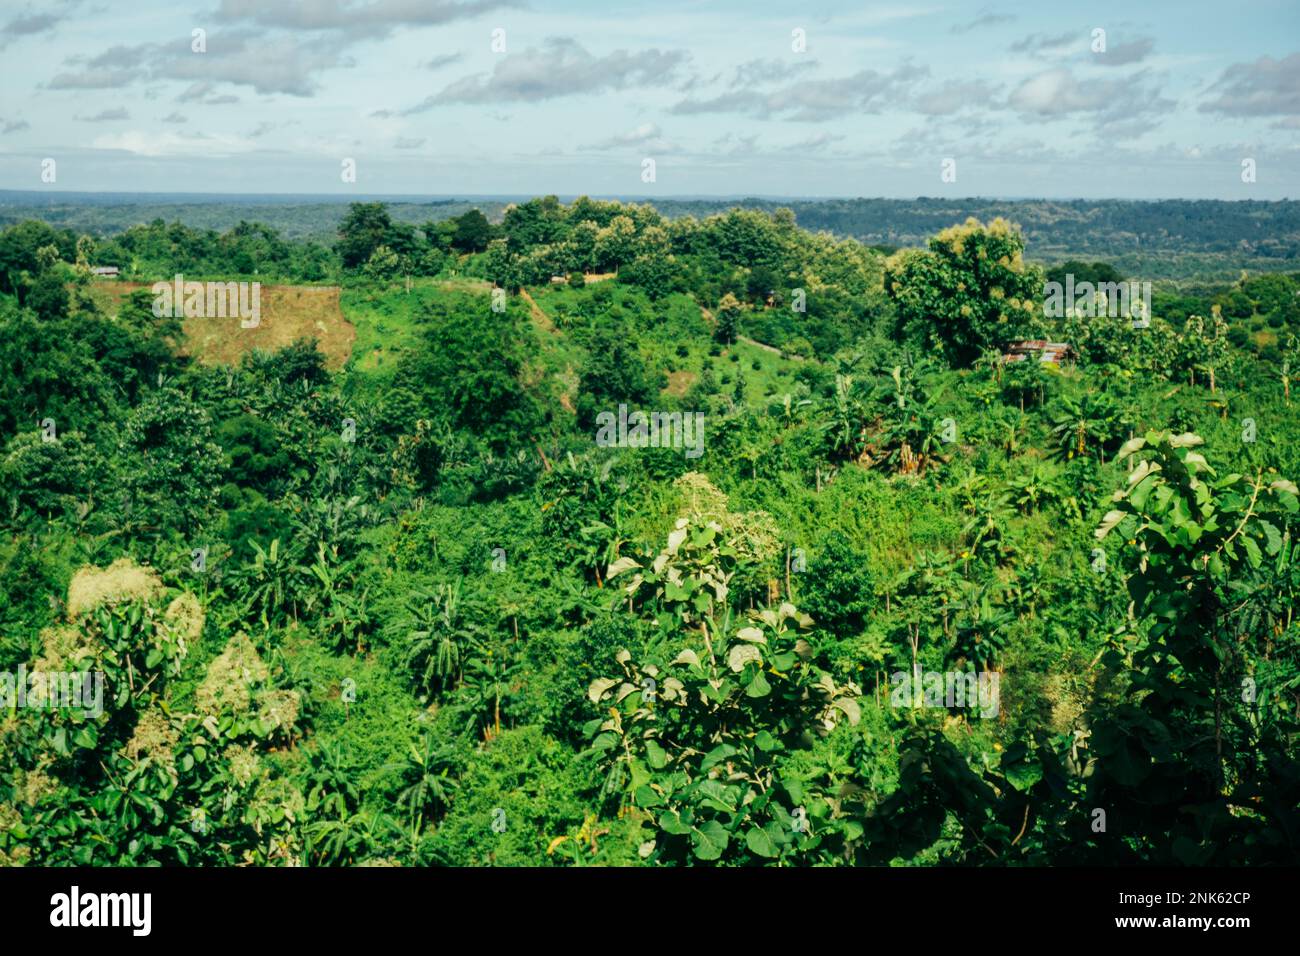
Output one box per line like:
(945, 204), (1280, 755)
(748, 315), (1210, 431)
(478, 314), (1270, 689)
(872, 358), (949, 476)
(819, 373), (869, 462)
(459, 648), (522, 740)
(579, 502), (628, 587)
(302, 541), (371, 654)
(398, 580), (480, 698)
(952, 588), (1014, 672)
(1007, 462), (1063, 514)
(962, 492), (1016, 566)
(239, 537), (305, 629)
(385, 730), (458, 840)
(1048, 391), (1125, 462)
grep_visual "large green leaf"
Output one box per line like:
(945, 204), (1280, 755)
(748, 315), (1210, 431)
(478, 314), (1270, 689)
(691, 820), (729, 860)
(745, 826), (779, 858)
(645, 738), (669, 770)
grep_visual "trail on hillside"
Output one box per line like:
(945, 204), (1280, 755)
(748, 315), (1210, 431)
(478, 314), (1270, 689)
(519, 288), (557, 334)
(738, 334), (804, 360)
(700, 301), (810, 362)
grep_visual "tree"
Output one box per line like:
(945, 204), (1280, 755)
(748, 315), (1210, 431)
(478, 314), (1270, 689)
(798, 531), (876, 637)
(477, 238), (512, 288)
(0, 219), (70, 294)
(75, 235), (95, 268)
(26, 270), (70, 321)
(593, 215), (638, 273)
(364, 243), (401, 280)
(0, 316), (118, 435)
(618, 253), (680, 300)
(392, 295), (544, 451)
(713, 292), (743, 345)
(1086, 432), (1300, 862)
(575, 327), (658, 430)
(1179, 311), (1231, 392)
(884, 218), (1044, 366)
(119, 387), (224, 533)
(0, 429), (99, 521)
(746, 263), (781, 305)
(590, 512), (861, 864)
(336, 202), (394, 269)
(503, 196), (566, 252)
(452, 209), (492, 254)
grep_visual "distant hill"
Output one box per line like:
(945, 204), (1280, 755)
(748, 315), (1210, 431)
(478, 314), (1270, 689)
(3, 191), (1297, 280)
(653, 198), (1300, 280)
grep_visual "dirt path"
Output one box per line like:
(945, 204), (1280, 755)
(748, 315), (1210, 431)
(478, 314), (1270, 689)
(699, 303), (800, 358)
(737, 334), (800, 359)
(518, 288), (556, 334)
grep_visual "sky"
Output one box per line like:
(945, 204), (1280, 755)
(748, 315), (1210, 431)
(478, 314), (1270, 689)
(0, 0), (1297, 199)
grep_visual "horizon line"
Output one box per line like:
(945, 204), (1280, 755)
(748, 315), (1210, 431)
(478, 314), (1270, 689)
(0, 189), (1294, 204)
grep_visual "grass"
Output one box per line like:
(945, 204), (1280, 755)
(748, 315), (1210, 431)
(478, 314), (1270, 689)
(87, 274), (811, 414)
(87, 279), (356, 369)
(342, 276), (490, 375)
(525, 283), (809, 410)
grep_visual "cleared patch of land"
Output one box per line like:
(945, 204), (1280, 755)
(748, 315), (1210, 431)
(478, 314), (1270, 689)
(663, 369), (697, 397)
(86, 280), (355, 369)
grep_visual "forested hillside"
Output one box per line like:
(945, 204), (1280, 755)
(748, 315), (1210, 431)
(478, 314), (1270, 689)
(5, 192), (1298, 281)
(1, 197), (1298, 866)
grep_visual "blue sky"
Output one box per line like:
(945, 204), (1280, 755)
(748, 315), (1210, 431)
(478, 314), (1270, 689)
(0, 0), (1297, 198)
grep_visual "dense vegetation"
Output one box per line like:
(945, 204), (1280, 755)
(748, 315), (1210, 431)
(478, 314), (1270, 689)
(1, 196), (1298, 866)
(5, 191), (1299, 281)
